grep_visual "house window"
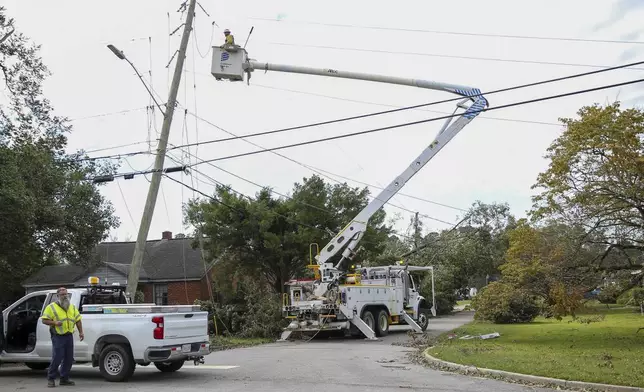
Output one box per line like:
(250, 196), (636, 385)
(153, 284), (168, 305)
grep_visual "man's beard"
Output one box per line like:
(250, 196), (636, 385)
(60, 298), (70, 310)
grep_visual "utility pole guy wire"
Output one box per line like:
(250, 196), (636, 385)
(126, 0), (197, 300)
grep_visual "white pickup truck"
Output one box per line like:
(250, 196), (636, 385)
(0, 279), (211, 382)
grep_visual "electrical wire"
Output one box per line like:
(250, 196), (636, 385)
(175, 142), (460, 226)
(172, 58), (644, 151)
(249, 17), (644, 45)
(177, 145), (459, 229)
(266, 42), (644, 72)
(186, 76), (644, 167)
(249, 82), (563, 128)
(87, 75), (644, 181)
(163, 174), (326, 233)
(82, 140), (152, 155)
(69, 107), (148, 122)
(167, 169), (422, 248)
(73, 58), (644, 163)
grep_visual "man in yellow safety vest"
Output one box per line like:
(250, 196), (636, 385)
(41, 287), (84, 388)
(223, 28), (234, 46)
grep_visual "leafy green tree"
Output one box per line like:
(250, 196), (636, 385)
(531, 102), (644, 273)
(412, 201), (516, 314)
(185, 175), (393, 294)
(0, 7), (118, 303)
(500, 219), (602, 318)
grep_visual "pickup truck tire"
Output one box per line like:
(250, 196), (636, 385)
(98, 343), (136, 382)
(25, 362), (49, 370)
(154, 360), (185, 372)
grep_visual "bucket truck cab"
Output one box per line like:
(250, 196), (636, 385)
(282, 263), (436, 339)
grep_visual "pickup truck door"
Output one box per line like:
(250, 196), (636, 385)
(35, 293), (55, 358)
(36, 292), (90, 361)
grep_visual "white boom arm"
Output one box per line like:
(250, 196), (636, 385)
(211, 46), (488, 282)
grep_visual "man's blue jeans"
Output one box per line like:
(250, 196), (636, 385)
(48, 333), (74, 381)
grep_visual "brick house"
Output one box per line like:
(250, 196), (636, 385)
(22, 231), (216, 305)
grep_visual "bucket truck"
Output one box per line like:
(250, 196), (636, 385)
(211, 44), (488, 340)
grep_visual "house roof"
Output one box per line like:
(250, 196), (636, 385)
(23, 236), (212, 287)
(22, 264), (87, 286)
(95, 237), (207, 281)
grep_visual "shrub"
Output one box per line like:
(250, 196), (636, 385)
(548, 282), (584, 319)
(597, 284), (622, 304)
(433, 290), (458, 316)
(472, 282), (540, 324)
(616, 287), (644, 306)
(195, 277), (287, 339)
(236, 278), (286, 338)
(419, 275), (457, 315)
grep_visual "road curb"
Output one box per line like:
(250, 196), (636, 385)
(422, 349), (644, 392)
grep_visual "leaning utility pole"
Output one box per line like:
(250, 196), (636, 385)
(126, 0), (197, 300)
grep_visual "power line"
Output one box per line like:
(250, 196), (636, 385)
(69, 107), (148, 122)
(266, 42), (644, 72)
(186, 76), (644, 167)
(178, 145), (460, 226)
(74, 58), (644, 163)
(169, 165), (436, 242)
(88, 76), (644, 183)
(171, 123), (467, 213)
(81, 140), (153, 155)
(250, 83), (562, 128)
(250, 18), (644, 45)
(173, 58), (644, 151)
(164, 173), (327, 233)
(68, 149), (153, 163)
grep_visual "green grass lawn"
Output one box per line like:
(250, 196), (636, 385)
(429, 306), (644, 387)
(210, 335), (273, 351)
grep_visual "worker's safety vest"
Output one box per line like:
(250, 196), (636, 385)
(225, 34), (234, 45)
(42, 302), (81, 335)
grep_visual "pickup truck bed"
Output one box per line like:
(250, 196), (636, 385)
(1, 285), (211, 382)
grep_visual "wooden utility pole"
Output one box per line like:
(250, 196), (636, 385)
(126, 0), (197, 300)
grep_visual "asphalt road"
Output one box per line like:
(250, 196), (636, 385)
(0, 312), (553, 391)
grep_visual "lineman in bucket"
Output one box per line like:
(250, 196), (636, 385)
(40, 287), (84, 387)
(223, 28), (234, 46)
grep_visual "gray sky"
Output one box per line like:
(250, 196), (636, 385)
(3, 0), (644, 242)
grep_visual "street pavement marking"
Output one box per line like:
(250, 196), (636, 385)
(75, 363), (240, 370)
(1, 364), (239, 371)
(185, 365), (239, 370)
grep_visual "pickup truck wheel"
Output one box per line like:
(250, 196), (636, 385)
(154, 360), (184, 372)
(25, 362), (49, 370)
(375, 310), (389, 337)
(99, 344), (135, 382)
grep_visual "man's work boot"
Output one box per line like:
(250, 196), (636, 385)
(47, 379), (56, 388)
(59, 379), (75, 386)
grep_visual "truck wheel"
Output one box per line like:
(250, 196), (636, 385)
(375, 309), (389, 337)
(361, 309), (375, 335)
(99, 344), (136, 382)
(25, 362), (49, 370)
(417, 309), (430, 331)
(154, 360), (185, 372)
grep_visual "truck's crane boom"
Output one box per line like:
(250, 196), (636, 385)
(211, 45), (488, 284)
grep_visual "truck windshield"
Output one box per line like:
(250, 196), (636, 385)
(409, 275), (416, 290)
